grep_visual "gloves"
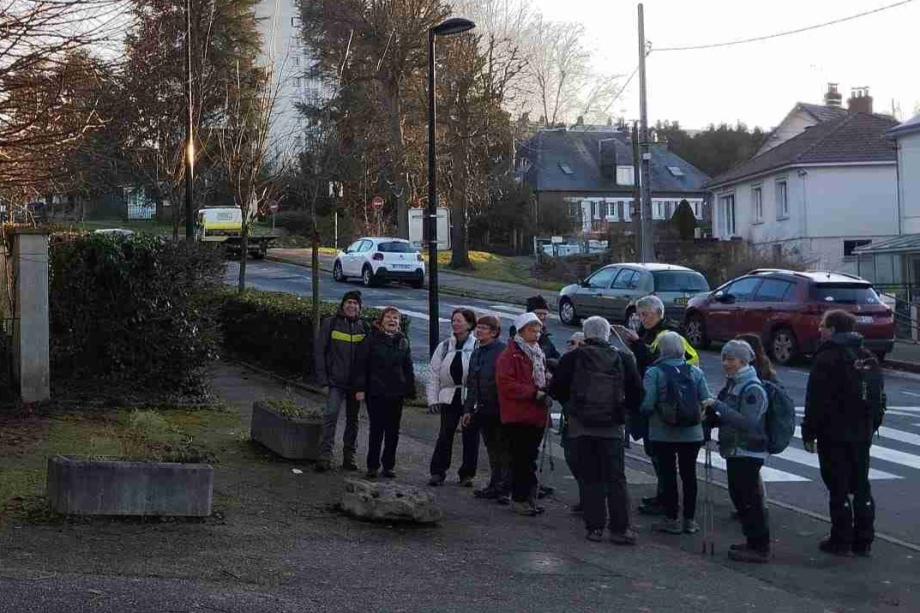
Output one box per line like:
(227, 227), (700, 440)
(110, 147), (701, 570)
(427, 404), (441, 415)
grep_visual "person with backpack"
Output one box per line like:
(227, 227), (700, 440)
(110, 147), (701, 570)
(461, 315), (509, 503)
(560, 331), (586, 513)
(549, 316), (643, 544)
(364, 307), (416, 479)
(314, 290), (370, 473)
(735, 334), (777, 383)
(427, 308), (479, 487)
(702, 340), (772, 563)
(639, 331), (712, 535)
(802, 309), (883, 557)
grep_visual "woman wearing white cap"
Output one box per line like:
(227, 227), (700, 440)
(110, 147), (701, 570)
(495, 312), (552, 516)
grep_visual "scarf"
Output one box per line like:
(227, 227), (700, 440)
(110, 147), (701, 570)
(514, 335), (547, 389)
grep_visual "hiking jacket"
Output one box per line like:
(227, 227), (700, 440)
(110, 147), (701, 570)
(496, 339), (549, 428)
(508, 324), (561, 364)
(314, 313), (369, 391)
(802, 332), (875, 444)
(427, 334), (476, 407)
(629, 318), (699, 376)
(463, 340), (507, 416)
(639, 357), (710, 443)
(711, 365), (769, 460)
(365, 328), (416, 400)
(549, 338), (643, 438)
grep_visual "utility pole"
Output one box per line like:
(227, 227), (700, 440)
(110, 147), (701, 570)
(637, 3), (654, 263)
(184, 0), (195, 240)
(631, 122), (642, 259)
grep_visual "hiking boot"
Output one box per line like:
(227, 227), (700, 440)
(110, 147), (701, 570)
(496, 494), (511, 506)
(610, 529), (638, 546)
(819, 538), (852, 557)
(474, 487), (499, 500)
(314, 460), (331, 473)
(428, 474), (445, 487)
(342, 459), (358, 472)
(512, 501), (539, 517)
(683, 519), (700, 534)
(381, 469), (397, 479)
(652, 518), (683, 535)
(852, 543), (872, 558)
(728, 547), (770, 563)
(586, 529), (604, 542)
(365, 469), (378, 479)
(459, 477), (474, 488)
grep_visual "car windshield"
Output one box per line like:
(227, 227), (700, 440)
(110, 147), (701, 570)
(652, 271), (709, 293)
(377, 241), (414, 253)
(814, 284), (881, 305)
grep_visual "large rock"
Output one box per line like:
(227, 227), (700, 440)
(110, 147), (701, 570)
(339, 479), (443, 524)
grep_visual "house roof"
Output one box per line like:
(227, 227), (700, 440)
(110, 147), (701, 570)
(887, 114), (920, 138)
(797, 103), (850, 124)
(852, 233), (920, 256)
(707, 112), (898, 189)
(520, 129), (709, 195)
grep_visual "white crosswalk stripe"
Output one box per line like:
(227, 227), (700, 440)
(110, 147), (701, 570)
(489, 304), (560, 321)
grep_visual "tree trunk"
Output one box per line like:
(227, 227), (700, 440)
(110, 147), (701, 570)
(237, 219), (248, 294)
(385, 82), (409, 239)
(311, 222), (320, 331)
(449, 108), (471, 269)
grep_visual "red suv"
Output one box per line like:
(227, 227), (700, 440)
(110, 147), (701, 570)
(683, 269), (895, 364)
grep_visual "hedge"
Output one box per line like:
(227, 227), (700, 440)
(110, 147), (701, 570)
(216, 289), (411, 378)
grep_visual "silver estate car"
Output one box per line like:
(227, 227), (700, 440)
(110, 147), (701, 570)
(557, 263), (710, 326)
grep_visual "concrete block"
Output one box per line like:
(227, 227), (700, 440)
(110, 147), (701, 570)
(250, 401), (323, 460)
(47, 455), (213, 517)
(339, 479), (443, 524)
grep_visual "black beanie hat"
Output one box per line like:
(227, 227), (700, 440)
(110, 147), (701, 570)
(341, 290), (363, 309)
(525, 295), (549, 312)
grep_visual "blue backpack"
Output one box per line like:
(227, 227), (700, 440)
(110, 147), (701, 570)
(656, 363), (701, 428)
(741, 379), (796, 455)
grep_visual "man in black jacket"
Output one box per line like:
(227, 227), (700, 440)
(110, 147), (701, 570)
(508, 295), (561, 367)
(461, 315), (508, 502)
(314, 290), (370, 472)
(803, 309), (881, 557)
(549, 316), (644, 545)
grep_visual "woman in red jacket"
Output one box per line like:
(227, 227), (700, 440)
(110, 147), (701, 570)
(496, 312), (551, 516)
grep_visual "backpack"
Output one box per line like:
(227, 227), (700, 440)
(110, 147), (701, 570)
(845, 348), (887, 433)
(740, 379), (796, 455)
(569, 346), (625, 427)
(656, 363), (701, 427)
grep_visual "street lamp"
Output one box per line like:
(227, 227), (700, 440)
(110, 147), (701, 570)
(427, 16), (476, 357)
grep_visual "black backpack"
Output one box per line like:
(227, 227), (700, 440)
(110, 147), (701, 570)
(569, 346), (625, 427)
(845, 348), (887, 433)
(655, 363), (702, 427)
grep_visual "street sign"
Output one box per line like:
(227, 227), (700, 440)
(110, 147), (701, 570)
(371, 196), (385, 210)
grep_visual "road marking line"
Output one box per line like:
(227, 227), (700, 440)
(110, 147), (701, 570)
(903, 391), (920, 398)
(695, 452), (808, 482)
(445, 304), (517, 322)
(793, 426), (920, 471)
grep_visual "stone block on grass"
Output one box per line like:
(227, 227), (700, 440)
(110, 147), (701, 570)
(339, 479), (443, 524)
(250, 401), (323, 460)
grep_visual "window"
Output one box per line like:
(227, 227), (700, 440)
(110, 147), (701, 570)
(598, 201), (608, 218)
(346, 240), (363, 253)
(586, 267), (618, 289)
(753, 279), (794, 302)
(621, 200), (631, 222)
(357, 240), (374, 252)
(723, 277), (761, 301)
(776, 179), (789, 219)
(814, 284), (880, 305)
(752, 185), (763, 223)
(377, 241), (414, 253)
(653, 200), (665, 220)
(559, 162), (574, 175)
(718, 194), (736, 236)
(652, 271), (709, 293)
(616, 166), (635, 186)
(667, 166), (684, 177)
(607, 200), (619, 221)
(568, 201), (581, 220)
(611, 269), (640, 290)
(590, 200), (598, 219)
(692, 200), (701, 219)
(844, 239), (872, 257)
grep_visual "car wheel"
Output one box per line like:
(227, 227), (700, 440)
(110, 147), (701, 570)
(362, 265), (376, 287)
(333, 261), (347, 282)
(559, 298), (580, 326)
(771, 327), (799, 365)
(410, 277), (424, 289)
(685, 314), (710, 349)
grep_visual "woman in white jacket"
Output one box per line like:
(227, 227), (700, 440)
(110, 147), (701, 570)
(428, 308), (479, 486)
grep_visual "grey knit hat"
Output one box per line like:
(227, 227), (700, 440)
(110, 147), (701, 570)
(721, 339), (755, 364)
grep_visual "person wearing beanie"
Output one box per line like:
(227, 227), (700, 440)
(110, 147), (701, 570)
(314, 290), (370, 472)
(509, 295), (561, 366)
(702, 339), (771, 563)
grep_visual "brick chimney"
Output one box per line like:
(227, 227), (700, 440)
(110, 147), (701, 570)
(824, 83), (842, 107)
(847, 87), (873, 114)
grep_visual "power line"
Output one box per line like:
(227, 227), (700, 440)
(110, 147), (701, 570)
(652, 0), (917, 53)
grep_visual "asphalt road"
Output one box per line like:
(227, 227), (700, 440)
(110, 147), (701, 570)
(228, 260), (920, 548)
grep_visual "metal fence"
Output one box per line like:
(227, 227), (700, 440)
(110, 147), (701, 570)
(874, 284), (919, 341)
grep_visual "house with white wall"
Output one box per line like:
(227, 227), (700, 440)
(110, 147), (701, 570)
(707, 112), (899, 274)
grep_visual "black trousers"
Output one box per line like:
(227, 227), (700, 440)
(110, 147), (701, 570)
(429, 398), (479, 479)
(726, 457), (770, 552)
(571, 436), (630, 533)
(643, 437), (666, 501)
(505, 423), (544, 502)
(366, 396), (404, 472)
(817, 441), (875, 547)
(478, 413), (510, 494)
(652, 441), (702, 521)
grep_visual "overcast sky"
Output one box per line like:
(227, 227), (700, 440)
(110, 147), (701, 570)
(532, 0), (920, 130)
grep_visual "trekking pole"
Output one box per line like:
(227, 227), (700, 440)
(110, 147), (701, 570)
(702, 437), (715, 557)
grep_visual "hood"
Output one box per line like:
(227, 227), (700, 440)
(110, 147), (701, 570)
(827, 331), (864, 349)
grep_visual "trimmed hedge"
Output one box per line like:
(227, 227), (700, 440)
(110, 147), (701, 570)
(216, 289), (411, 378)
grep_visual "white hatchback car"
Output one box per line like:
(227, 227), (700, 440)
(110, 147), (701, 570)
(333, 237), (426, 288)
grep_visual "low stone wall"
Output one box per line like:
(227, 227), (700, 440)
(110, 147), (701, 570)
(250, 401), (323, 460)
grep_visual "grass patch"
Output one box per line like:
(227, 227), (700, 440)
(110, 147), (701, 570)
(422, 250), (564, 291)
(265, 398), (323, 420)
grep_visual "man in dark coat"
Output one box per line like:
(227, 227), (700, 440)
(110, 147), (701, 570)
(508, 295), (561, 367)
(802, 309), (882, 557)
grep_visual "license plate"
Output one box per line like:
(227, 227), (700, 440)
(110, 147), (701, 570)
(674, 297), (688, 306)
(856, 316), (873, 324)
(391, 264), (411, 270)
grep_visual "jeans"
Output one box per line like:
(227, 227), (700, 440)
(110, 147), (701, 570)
(571, 436), (630, 533)
(321, 386), (360, 463)
(652, 441), (702, 520)
(478, 414), (510, 494)
(726, 457), (770, 552)
(366, 396), (404, 472)
(818, 441), (875, 547)
(429, 398), (480, 479)
(505, 423), (544, 502)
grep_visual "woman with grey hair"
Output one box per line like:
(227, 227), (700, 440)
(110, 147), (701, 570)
(702, 339), (772, 564)
(639, 331), (711, 535)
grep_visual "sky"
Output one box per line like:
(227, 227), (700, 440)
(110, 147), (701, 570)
(531, 0), (920, 130)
